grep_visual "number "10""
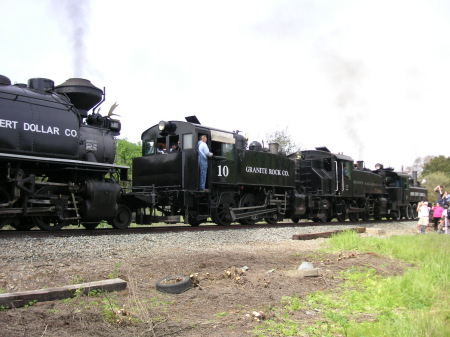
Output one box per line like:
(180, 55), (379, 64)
(217, 165), (229, 177)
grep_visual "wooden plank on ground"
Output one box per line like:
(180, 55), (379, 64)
(0, 278), (127, 308)
(292, 227), (366, 240)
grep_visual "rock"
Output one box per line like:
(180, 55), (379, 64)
(298, 262), (314, 270)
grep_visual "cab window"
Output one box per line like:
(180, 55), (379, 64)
(144, 139), (155, 155)
(168, 135), (180, 153)
(343, 161), (352, 179)
(182, 134), (193, 150)
(156, 137), (167, 154)
(211, 142), (234, 160)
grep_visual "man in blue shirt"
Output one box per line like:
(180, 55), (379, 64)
(198, 135), (213, 191)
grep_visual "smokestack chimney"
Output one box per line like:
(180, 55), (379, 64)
(412, 171), (418, 186)
(269, 143), (279, 154)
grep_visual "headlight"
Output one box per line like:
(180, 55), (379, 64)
(158, 121), (176, 133)
(158, 121), (167, 131)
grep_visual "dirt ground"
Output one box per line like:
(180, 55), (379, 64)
(0, 232), (411, 337)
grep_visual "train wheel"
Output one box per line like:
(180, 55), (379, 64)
(335, 202), (347, 222)
(412, 204), (418, 220)
(0, 188), (12, 229)
(361, 201), (370, 221)
(393, 210), (401, 221)
(291, 218), (300, 223)
(0, 217), (10, 229)
(265, 214), (279, 225)
(315, 209), (330, 223)
(348, 212), (359, 222)
(109, 204), (132, 229)
(238, 193), (258, 225)
(336, 212), (346, 222)
(211, 202), (233, 226)
(10, 217), (35, 231)
(405, 205), (413, 220)
(82, 223), (99, 230)
(33, 186), (72, 230)
(35, 214), (71, 231)
(187, 216), (202, 226)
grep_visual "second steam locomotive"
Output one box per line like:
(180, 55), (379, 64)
(0, 74), (427, 230)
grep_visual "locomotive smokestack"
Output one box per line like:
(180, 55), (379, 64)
(269, 143), (279, 154)
(412, 171), (418, 186)
(54, 78), (103, 118)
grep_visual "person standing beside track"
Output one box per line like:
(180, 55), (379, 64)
(432, 203), (444, 231)
(198, 135), (213, 191)
(434, 185), (444, 206)
(417, 201), (430, 234)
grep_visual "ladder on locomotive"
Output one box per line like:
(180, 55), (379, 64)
(296, 160), (313, 192)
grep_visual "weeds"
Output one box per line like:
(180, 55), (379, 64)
(24, 300), (38, 308)
(254, 232), (449, 336)
(107, 262), (122, 279)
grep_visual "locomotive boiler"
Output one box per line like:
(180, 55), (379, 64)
(0, 74), (128, 230)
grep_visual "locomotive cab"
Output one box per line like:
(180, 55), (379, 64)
(133, 120), (239, 190)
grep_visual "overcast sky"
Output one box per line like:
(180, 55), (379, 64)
(2, 0), (449, 171)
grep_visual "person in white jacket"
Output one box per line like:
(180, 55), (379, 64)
(417, 201), (430, 234)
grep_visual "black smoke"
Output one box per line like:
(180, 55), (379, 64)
(53, 0), (90, 78)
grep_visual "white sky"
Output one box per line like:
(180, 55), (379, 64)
(2, 0), (449, 171)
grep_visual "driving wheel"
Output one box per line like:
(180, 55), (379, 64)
(211, 201), (234, 226)
(108, 204), (132, 229)
(238, 193), (258, 225)
(33, 186), (73, 230)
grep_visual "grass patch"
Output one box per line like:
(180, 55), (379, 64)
(255, 232), (449, 336)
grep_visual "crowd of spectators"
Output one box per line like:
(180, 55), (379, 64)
(417, 185), (449, 234)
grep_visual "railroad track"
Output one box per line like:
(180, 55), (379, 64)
(0, 219), (409, 239)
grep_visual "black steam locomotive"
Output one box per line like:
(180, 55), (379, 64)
(120, 118), (427, 228)
(0, 74), (128, 230)
(125, 118), (296, 227)
(0, 74), (427, 231)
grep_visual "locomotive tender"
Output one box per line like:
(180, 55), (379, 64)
(0, 74), (128, 230)
(121, 118), (427, 228)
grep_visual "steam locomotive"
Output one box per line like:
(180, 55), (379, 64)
(0, 74), (427, 231)
(121, 118), (427, 228)
(0, 74), (128, 230)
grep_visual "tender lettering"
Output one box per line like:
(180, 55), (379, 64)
(65, 129), (78, 137)
(245, 166), (290, 177)
(23, 122), (60, 135)
(246, 166), (267, 174)
(0, 119), (18, 129)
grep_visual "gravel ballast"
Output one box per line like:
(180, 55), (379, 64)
(1, 221), (418, 264)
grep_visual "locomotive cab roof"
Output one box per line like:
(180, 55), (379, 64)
(300, 147), (354, 162)
(141, 119), (246, 147)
